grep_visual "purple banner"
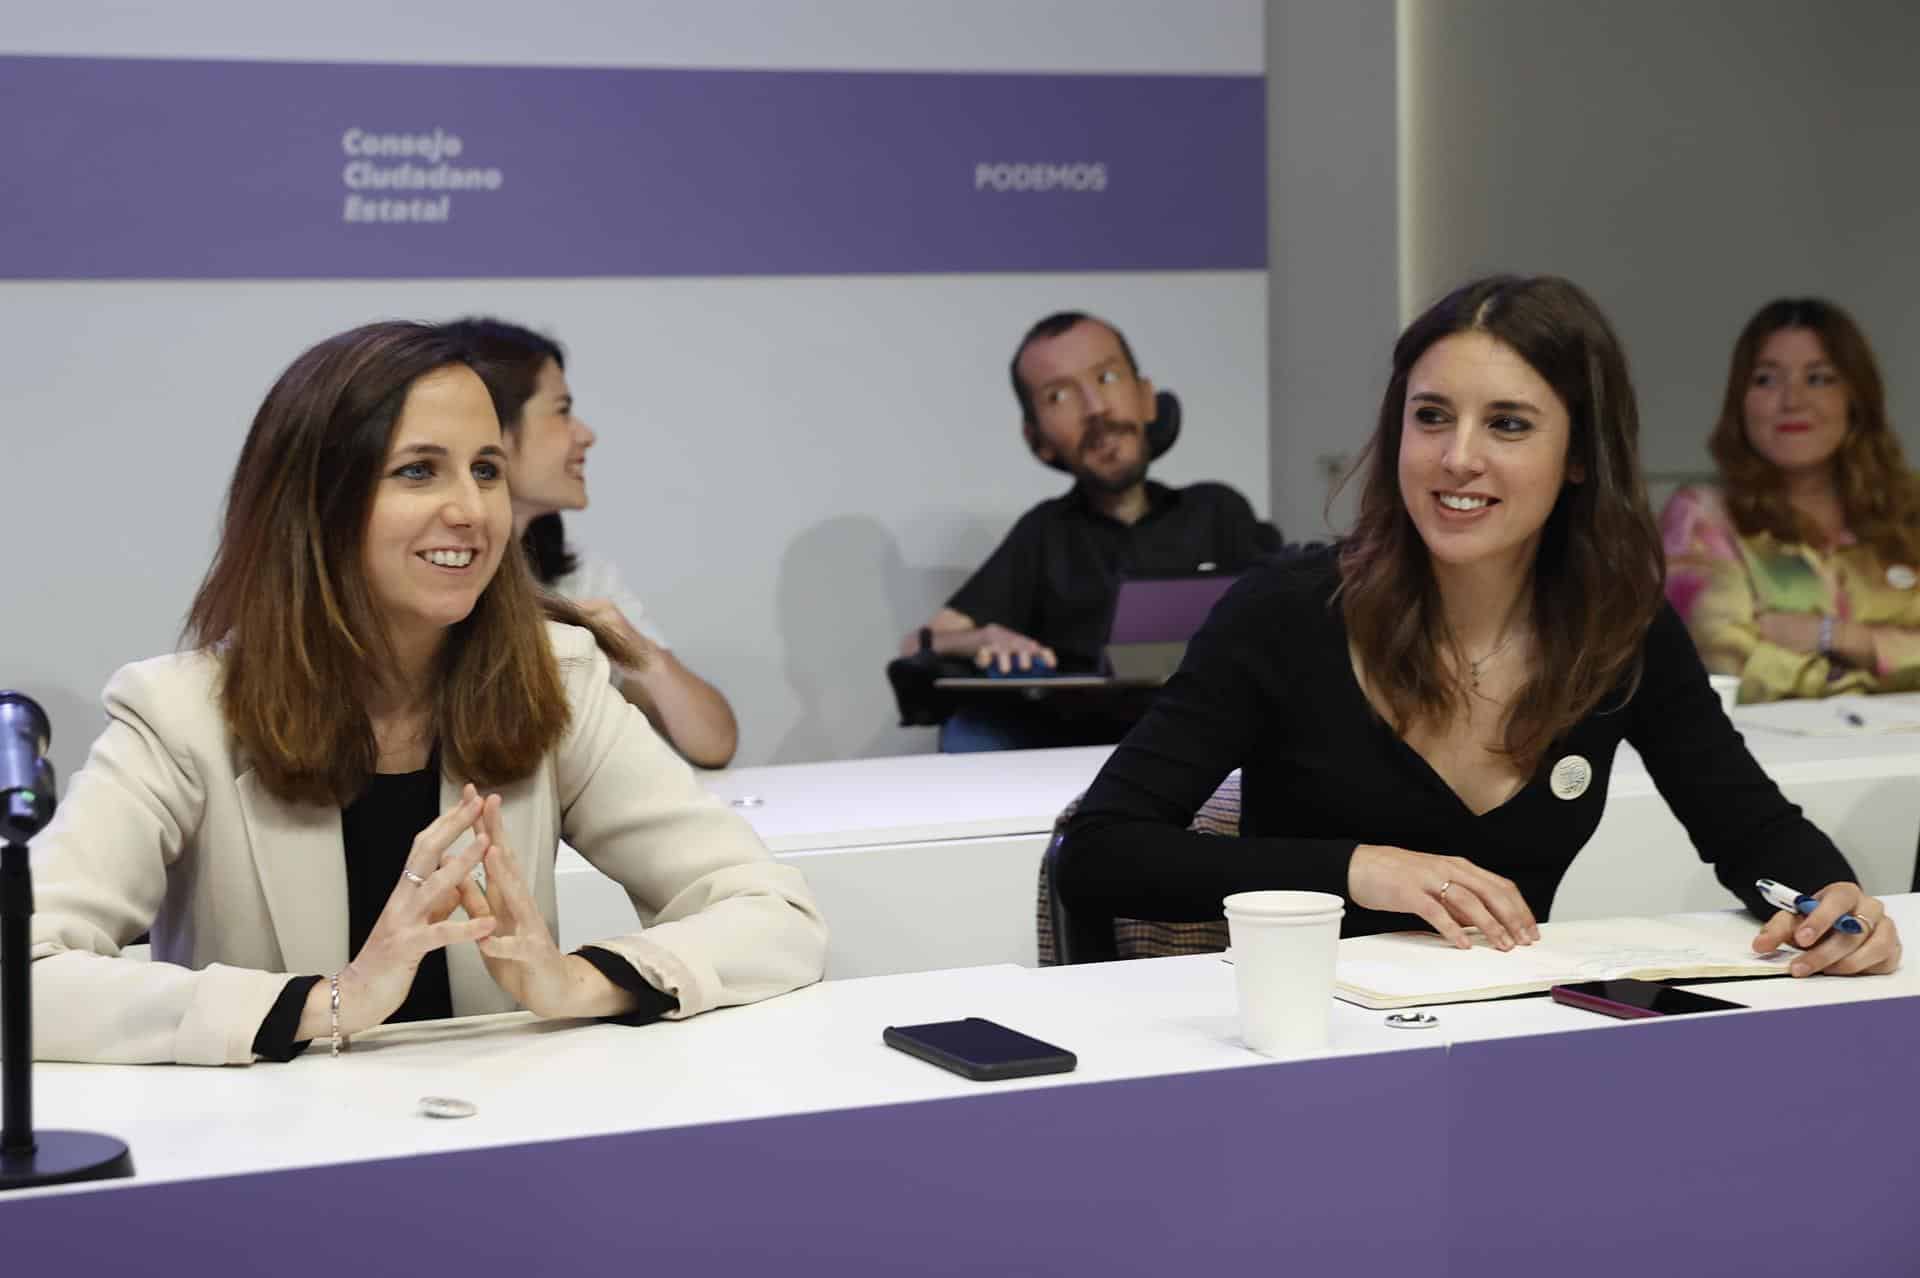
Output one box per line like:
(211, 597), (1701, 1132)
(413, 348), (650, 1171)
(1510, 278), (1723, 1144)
(5, 1051), (1442, 1275)
(0, 55), (1266, 279)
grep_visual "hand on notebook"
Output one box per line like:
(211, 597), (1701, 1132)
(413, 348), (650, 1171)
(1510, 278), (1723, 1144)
(1752, 882), (1903, 977)
(1348, 845), (1540, 952)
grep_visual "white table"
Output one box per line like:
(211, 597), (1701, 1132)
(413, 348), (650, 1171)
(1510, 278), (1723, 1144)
(26, 895), (1920, 1189)
(12, 899), (1920, 1275)
(557, 702), (1920, 978)
(557, 746), (1111, 977)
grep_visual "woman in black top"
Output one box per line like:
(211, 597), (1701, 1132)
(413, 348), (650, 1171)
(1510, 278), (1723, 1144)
(1061, 275), (1901, 978)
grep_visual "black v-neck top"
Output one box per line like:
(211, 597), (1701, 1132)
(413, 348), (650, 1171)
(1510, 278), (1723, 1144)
(1058, 549), (1855, 936)
(340, 764), (454, 1023)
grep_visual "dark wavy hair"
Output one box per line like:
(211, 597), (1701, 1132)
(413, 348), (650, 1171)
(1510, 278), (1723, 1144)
(1707, 297), (1920, 564)
(1338, 275), (1664, 772)
(440, 316), (578, 583)
(184, 321), (630, 804)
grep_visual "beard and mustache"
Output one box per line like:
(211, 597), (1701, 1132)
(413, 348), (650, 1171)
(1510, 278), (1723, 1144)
(1068, 416), (1150, 495)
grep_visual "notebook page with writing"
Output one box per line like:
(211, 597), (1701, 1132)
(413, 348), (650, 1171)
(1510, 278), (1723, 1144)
(1335, 912), (1795, 1009)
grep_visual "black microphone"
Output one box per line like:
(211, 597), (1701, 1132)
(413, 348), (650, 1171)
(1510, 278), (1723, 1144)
(0, 689), (134, 1189)
(0, 692), (56, 845)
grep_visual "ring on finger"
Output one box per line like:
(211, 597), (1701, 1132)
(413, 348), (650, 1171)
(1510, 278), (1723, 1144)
(402, 869), (428, 886)
(1436, 880), (1452, 898)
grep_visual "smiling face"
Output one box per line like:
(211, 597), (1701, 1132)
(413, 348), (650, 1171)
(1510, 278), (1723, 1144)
(1397, 331), (1580, 576)
(1017, 319), (1157, 495)
(361, 364), (513, 651)
(1742, 327), (1850, 480)
(502, 357), (596, 525)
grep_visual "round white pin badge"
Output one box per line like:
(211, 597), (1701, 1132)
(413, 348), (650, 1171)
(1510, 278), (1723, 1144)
(1549, 755), (1592, 801)
(1887, 565), (1917, 590)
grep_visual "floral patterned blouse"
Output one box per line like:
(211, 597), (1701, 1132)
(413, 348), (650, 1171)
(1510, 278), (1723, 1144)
(1660, 484), (1920, 701)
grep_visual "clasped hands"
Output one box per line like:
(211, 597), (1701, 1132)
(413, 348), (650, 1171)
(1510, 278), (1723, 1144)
(317, 785), (636, 1039)
(1348, 844), (1901, 975)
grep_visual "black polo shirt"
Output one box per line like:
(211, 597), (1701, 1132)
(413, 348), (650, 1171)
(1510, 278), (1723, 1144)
(947, 480), (1281, 671)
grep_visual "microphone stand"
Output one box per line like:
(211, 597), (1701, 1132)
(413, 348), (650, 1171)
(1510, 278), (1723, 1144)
(1, 706), (133, 1190)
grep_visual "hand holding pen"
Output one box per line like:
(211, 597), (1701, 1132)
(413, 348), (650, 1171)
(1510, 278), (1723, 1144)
(1752, 879), (1903, 978)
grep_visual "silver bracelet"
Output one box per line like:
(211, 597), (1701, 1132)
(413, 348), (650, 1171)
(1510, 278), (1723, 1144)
(329, 972), (348, 1056)
(1819, 615), (1837, 657)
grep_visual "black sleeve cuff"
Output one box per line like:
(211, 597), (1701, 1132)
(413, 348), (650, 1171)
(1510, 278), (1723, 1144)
(576, 946), (681, 1026)
(252, 974), (324, 1062)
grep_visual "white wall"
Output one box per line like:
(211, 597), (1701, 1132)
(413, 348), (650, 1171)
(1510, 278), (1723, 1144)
(3, 2), (1268, 781)
(1402, 0), (1920, 490)
(1266, 0), (1399, 538)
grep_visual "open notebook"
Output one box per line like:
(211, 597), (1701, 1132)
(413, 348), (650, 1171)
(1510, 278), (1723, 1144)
(1333, 910), (1794, 1009)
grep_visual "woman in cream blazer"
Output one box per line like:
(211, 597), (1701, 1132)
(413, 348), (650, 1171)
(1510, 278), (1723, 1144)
(30, 322), (826, 1065)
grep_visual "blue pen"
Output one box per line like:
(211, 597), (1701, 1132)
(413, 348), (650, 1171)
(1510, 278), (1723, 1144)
(1755, 878), (1868, 936)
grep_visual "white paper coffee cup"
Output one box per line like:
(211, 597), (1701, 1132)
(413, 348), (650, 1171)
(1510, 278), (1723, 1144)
(1707, 674), (1739, 715)
(1223, 890), (1345, 1058)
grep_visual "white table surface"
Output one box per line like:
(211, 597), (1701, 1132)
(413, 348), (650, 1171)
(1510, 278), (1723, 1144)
(558, 746), (1110, 976)
(695, 744), (1110, 851)
(22, 896), (1918, 1203)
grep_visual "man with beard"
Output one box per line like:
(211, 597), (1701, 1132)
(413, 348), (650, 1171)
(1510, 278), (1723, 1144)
(904, 310), (1281, 751)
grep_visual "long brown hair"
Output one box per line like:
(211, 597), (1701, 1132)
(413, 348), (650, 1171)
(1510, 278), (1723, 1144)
(1708, 297), (1920, 564)
(184, 321), (632, 805)
(1339, 275), (1664, 772)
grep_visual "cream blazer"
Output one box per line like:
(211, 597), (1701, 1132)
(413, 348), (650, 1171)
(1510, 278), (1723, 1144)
(29, 623), (827, 1065)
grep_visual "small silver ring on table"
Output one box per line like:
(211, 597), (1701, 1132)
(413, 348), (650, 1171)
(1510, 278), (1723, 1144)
(1385, 1011), (1440, 1029)
(401, 869), (428, 886)
(1436, 880), (1452, 898)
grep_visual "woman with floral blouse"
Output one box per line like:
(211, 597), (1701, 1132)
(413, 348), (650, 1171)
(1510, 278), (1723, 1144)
(1661, 298), (1920, 702)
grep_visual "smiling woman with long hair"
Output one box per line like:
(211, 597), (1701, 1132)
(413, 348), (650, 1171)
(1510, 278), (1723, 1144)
(29, 321), (824, 1065)
(1661, 298), (1920, 702)
(1059, 276), (1899, 978)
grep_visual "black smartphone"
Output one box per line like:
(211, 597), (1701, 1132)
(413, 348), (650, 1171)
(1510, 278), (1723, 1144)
(1550, 979), (1746, 1020)
(882, 1017), (1077, 1081)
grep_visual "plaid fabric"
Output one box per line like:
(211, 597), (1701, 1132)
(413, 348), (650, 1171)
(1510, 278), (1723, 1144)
(1036, 771), (1239, 965)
